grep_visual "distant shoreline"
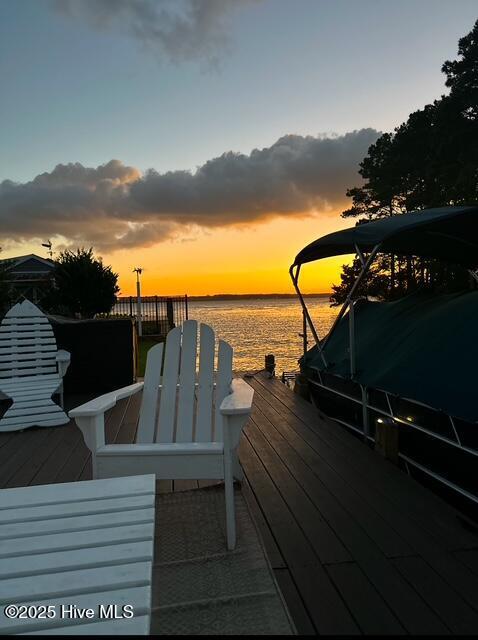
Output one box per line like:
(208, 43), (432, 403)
(119, 292), (331, 300)
(186, 293), (330, 301)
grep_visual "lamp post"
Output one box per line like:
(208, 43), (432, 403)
(133, 267), (143, 337)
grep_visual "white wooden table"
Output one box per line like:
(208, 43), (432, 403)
(0, 474), (156, 635)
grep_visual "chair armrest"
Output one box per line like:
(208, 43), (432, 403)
(56, 349), (71, 378)
(220, 378), (254, 416)
(69, 382), (144, 419)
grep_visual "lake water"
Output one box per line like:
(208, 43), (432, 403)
(188, 296), (337, 373)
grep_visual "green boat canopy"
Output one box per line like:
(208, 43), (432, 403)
(302, 290), (478, 423)
(293, 206), (478, 268)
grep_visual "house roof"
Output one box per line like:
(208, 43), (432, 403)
(0, 254), (55, 272)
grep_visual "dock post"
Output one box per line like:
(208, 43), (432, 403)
(375, 417), (399, 464)
(293, 373), (311, 401)
(265, 354), (275, 377)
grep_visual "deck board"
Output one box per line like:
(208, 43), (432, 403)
(454, 549), (478, 575)
(392, 555), (478, 634)
(2, 373), (478, 634)
(249, 388), (413, 558)
(239, 435), (360, 635)
(325, 562), (406, 635)
(255, 374), (478, 550)
(249, 378), (478, 559)
(272, 567), (315, 635)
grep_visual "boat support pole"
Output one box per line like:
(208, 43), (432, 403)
(355, 243), (366, 269)
(468, 269), (478, 285)
(361, 386), (370, 443)
(289, 264), (328, 367)
(322, 243), (381, 351)
(348, 299), (356, 377)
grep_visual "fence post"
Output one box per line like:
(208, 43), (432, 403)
(155, 296), (159, 334)
(185, 294), (188, 320)
(129, 296), (133, 317)
(166, 298), (174, 330)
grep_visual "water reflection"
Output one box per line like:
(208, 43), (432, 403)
(188, 296), (336, 373)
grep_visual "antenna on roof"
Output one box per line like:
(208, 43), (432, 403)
(41, 240), (53, 260)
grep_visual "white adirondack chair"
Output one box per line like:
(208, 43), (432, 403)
(69, 320), (254, 550)
(0, 300), (71, 432)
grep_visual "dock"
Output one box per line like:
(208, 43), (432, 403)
(2, 372), (478, 635)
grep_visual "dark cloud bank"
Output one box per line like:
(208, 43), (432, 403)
(0, 129), (379, 252)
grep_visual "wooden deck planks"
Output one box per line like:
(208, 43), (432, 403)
(454, 549), (478, 576)
(392, 555), (478, 635)
(249, 378), (478, 590)
(243, 406), (449, 634)
(272, 568), (315, 636)
(242, 476), (286, 570)
(325, 562), (406, 635)
(4, 425), (74, 488)
(3, 373), (478, 635)
(241, 373), (478, 634)
(244, 417), (351, 565)
(256, 374), (478, 551)
(249, 385), (414, 558)
(239, 436), (360, 635)
(0, 428), (53, 488)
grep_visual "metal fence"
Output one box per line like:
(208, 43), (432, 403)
(109, 295), (188, 336)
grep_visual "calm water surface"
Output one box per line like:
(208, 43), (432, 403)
(188, 296), (336, 373)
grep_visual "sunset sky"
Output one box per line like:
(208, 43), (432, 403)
(1, 0), (476, 295)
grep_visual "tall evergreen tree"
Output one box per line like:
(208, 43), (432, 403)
(331, 19), (478, 304)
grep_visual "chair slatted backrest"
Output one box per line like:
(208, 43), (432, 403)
(136, 342), (164, 444)
(195, 324), (215, 441)
(0, 301), (59, 382)
(136, 320), (233, 445)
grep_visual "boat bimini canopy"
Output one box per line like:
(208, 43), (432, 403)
(293, 205), (478, 268)
(290, 205), (478, 371)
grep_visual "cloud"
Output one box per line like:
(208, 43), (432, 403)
(52, 0), (260, 66)
(0, 129), (380, 252)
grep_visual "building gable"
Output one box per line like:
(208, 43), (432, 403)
(3, 254), (55, 274)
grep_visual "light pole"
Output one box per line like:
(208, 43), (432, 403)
(133, 267), (143, 337)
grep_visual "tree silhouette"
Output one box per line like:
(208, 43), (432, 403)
(45, 248), (119, 318)
(332, 19), (478, 304)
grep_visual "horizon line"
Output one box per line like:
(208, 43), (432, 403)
(118, 292), (332, 299)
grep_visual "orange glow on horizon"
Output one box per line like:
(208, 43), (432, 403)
(3, 211), (353, 297)
(110, 214), (352, 296)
